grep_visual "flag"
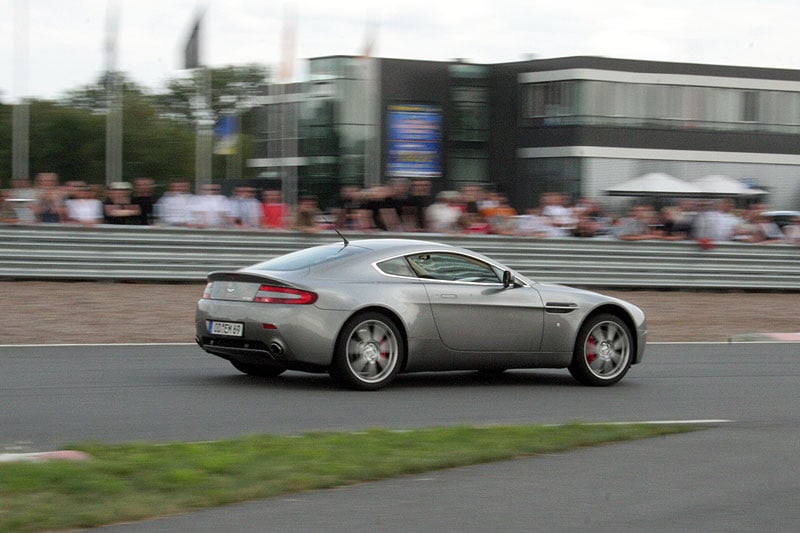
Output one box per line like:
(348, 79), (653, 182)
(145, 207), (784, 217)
(104, 1), (120, 74)
(360, 14), (379, 59)
(183, 12), (202, 69)
(214, 115), (238, 155)
(279, 4), (297, 82)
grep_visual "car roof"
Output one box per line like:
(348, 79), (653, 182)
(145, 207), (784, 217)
(347, 238), (459, 254)
(762, 210), (800, 217)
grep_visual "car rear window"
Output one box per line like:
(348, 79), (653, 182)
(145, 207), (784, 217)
(250, 244), (367, 272)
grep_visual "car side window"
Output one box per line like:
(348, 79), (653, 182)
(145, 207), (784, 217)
(376, 256), (417, 278)
(406, 253), (501, 283)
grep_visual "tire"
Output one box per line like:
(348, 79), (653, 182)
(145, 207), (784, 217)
(569, 313), (632, 386)
(330, 312), (403, 391)
(230, 361), (286, 377)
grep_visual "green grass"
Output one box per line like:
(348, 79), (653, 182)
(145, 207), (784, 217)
(0, 423), (697, 532)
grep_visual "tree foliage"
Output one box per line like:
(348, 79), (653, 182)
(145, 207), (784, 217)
(0, 64), (272, 189)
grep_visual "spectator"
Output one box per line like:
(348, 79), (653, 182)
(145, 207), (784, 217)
(191, 184), (230, 228)
(8, 178), (37, 223)
(294, 195), (322, 233)
(131, 178), (156, 225)
(261, 189), (291, 230)
(104, 182), (142, 225)
(387, 178), (413, 231)
(715, 199), (742, 241)
(660, 202), (694, 241)
(332, 184), (364, 230)
(540, 192), (576, 236)
(155, 180), (195, 226)
(516, 207), (558, 237)
(749, 212), (786, 244)
(227, 186), (262, 228)
(362, 185), (400, 231)
(614, 205), (661, 241)
(406, 179), (433, 231)
(572, 198), (611, 237)
(425, 190), (462, 233)
(34, 172), (65, 223)
(65, 182), (103, 225)
(0, 188), (17, 222)
(480, 192), (517, 234)
(783, 214), (800, 245)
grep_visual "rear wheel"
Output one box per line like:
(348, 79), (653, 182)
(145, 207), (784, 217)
(230, 361), (286, 377)
(330, 312), (403, 391)
(569, 314), (632, 386)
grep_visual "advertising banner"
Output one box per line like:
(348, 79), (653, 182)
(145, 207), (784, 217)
(386, 104), (442, 178)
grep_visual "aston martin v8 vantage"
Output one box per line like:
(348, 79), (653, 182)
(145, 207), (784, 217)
(195, 238), (646, 390)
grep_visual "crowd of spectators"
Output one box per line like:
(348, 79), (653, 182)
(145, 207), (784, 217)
(2, 173), (799, 246)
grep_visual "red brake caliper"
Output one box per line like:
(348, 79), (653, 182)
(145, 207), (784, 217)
(586, 335), (597, 363)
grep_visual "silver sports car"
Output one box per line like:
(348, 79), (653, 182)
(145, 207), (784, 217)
(195, 238), (646, 390)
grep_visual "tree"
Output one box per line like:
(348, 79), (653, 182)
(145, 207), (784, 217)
(154, 64), (272, 122)
(0, 64), (271, 190)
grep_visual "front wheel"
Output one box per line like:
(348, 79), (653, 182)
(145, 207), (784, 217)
(569, 314), (632, 386)
(330, 312), (403, 390)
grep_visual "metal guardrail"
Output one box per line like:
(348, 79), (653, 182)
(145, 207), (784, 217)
(1, 223), (799, 290)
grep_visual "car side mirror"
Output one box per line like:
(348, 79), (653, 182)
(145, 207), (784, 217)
(502, 270), (514, 288)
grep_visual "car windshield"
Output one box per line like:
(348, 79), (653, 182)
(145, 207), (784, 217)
(250, 244), (367, 272)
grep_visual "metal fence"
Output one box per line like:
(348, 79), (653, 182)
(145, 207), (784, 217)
(2, 223), (799, 290)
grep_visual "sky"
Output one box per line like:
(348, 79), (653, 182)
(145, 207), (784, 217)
(1, 0), (800, 102)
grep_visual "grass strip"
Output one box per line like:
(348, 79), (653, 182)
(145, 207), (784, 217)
(0, 423), (697, 532)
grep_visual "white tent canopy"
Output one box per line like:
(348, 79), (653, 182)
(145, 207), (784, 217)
(605, 173), (705, 197)
(606, 173), (769, 198)
(691, 175), (768, 197)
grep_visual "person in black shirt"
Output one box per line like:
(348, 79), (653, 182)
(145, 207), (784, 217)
(104, 182), (141, 225)
(406, 179), (433, 231)
(131, 177), (156, 225)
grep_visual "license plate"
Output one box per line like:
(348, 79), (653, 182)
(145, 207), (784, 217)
(208, 320), (244, 337)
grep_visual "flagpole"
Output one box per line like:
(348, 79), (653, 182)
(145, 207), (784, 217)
(195, 66), (213, 192)
(11, 0), (29, 186)
(105, 1), (123, 187)
(184, 9), (211, 193)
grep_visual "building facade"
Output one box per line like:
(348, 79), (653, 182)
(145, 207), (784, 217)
(248, 55), (800, 211)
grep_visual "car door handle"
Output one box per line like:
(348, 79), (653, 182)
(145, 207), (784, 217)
(439, 293), (458, 299)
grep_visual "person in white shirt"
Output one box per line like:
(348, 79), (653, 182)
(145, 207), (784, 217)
(65, 183), (103, 225)
(155, 180), (195, 226)
(425, 191), (463, 233)
(191, 184), (231, 228)
(227, 186), (262, 228)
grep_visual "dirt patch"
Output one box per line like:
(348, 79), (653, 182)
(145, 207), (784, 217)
(1, 281), (797, 345)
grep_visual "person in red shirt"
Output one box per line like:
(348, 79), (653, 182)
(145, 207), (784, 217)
(260, 189), (290, 230)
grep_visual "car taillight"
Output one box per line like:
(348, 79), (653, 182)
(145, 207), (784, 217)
(254, 285), (318, 304)
(202, 282), (213, 299)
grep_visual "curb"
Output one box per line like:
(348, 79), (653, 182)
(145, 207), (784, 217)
(729, 332), (800, 342)
(0, 450), (91, 463)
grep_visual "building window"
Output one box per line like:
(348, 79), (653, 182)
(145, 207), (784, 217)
(523, 81), (577, 123)
(522, 80), (800, 133)
(742, 91), (759, 122)
(451, 87), (489, 142)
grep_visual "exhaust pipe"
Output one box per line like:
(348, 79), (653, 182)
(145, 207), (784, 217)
(269, 342), (285, 358)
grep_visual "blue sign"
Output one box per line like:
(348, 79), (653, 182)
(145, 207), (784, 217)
(386, 104), (442, 178)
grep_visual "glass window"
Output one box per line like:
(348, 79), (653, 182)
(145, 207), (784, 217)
(523, 81), (577, 119)
(376, 257), (416, 277)
(742, 91), (759, 122)
(452, 87), (489, 141)
(406, 253), (500, 283)
(251, 244), (367, 271)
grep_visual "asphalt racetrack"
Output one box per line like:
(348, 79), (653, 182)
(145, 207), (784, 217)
(2, 342), (799, 531)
